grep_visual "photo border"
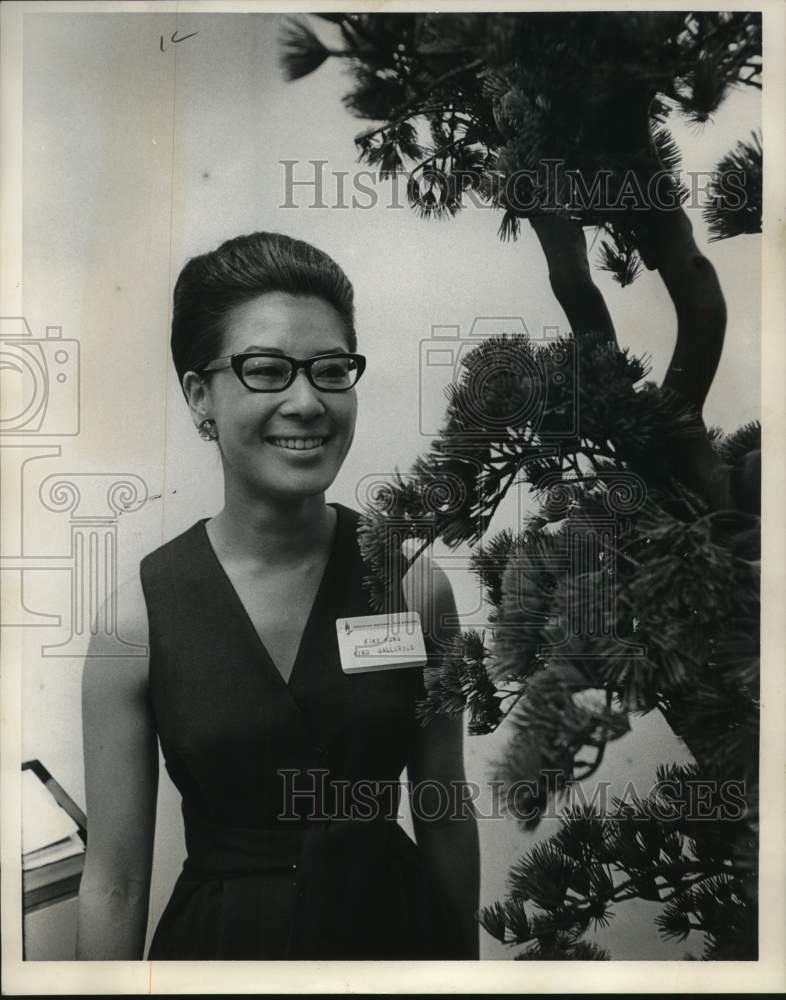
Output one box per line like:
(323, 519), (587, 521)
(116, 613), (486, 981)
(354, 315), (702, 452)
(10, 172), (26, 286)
(1, 0), (784, 993)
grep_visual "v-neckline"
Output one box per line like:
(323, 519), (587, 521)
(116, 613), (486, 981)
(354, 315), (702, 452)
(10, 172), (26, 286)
(197, 503), (343, 692)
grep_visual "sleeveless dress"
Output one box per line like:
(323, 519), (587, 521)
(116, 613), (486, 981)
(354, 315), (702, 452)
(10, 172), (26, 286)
(140, 502), (466, 960)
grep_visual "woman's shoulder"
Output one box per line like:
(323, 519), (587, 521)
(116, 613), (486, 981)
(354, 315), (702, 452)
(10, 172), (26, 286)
(338, 501), (456, 613)
(82, 568), (151, 704)
(402, 550), (454, 600)
(330, 502), (364, 553)
(139, 517), (207, 573)
(111, 567), (151, 650)
(331, 501), (361, 525)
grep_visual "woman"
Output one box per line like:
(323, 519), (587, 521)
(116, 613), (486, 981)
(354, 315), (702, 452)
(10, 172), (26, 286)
(76, 231), (480, 960)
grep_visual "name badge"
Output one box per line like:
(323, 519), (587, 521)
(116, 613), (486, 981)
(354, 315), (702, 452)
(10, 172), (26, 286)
(336, 612), (428, 674)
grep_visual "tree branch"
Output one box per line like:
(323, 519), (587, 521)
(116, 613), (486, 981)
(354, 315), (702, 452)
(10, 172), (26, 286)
(528, 215), (619, 348)
(638, 205), (731, 509)
(646, 207), (727, 411)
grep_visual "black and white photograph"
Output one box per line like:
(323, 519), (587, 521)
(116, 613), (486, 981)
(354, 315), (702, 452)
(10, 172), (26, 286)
(1, 0), (783, 994)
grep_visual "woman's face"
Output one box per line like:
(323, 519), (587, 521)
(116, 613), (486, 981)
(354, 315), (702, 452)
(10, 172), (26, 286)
(189, 291), (358, 505)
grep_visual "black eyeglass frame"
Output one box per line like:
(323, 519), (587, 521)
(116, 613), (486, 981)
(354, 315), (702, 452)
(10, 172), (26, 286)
(196, 352), (367, 393)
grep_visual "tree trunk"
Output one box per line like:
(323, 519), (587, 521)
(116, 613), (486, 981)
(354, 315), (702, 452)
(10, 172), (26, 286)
(528, 214), (618, 348)
(639, 206), (731, 510)
(642, 207), (727, 412)
(583, 77), (730, 509)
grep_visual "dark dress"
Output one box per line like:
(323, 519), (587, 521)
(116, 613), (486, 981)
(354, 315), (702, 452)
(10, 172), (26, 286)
(140, 502), (466, 960)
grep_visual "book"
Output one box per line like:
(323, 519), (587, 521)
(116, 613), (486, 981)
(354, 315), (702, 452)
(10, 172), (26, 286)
(21, 762), (86, 915)
(22, 768), (82, 860)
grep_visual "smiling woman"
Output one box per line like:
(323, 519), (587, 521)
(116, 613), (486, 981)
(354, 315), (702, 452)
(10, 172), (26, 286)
(75, 231), (480, 961)
(183, 291), (360, 508)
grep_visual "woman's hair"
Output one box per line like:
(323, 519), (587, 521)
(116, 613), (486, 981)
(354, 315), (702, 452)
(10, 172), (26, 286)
(171, 231), (357, 384)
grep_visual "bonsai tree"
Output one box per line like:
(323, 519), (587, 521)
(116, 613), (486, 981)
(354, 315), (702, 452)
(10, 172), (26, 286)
(281, 11), (761, 959)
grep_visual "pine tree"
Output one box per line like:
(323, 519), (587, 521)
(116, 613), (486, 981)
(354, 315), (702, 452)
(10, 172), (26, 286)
(281, 12), (761, 959)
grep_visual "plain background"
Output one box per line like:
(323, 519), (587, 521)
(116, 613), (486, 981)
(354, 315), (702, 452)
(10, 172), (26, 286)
(13, 10), (760, 960)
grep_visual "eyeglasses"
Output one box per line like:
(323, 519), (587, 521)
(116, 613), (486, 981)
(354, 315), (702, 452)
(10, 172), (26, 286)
(196, 352), (366, 393)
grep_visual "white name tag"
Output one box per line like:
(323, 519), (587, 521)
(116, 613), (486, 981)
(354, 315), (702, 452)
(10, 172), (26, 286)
(336, 612), (428, 674)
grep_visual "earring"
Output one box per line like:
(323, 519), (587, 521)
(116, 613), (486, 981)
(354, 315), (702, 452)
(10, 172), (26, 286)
(198, 418), (218, 441)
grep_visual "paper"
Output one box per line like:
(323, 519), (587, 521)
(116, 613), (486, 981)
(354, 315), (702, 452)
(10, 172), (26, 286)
(336, 612), (428, 673)
(22, 831), (84, 872)
(21, 770), (79, 857)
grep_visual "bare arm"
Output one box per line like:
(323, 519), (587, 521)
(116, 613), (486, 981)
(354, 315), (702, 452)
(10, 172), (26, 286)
(404, 553), (481, 960)
(75, 571), (159, 960)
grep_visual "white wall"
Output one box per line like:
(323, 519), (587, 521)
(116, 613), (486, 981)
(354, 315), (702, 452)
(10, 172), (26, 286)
(15, 11), (760, 960)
